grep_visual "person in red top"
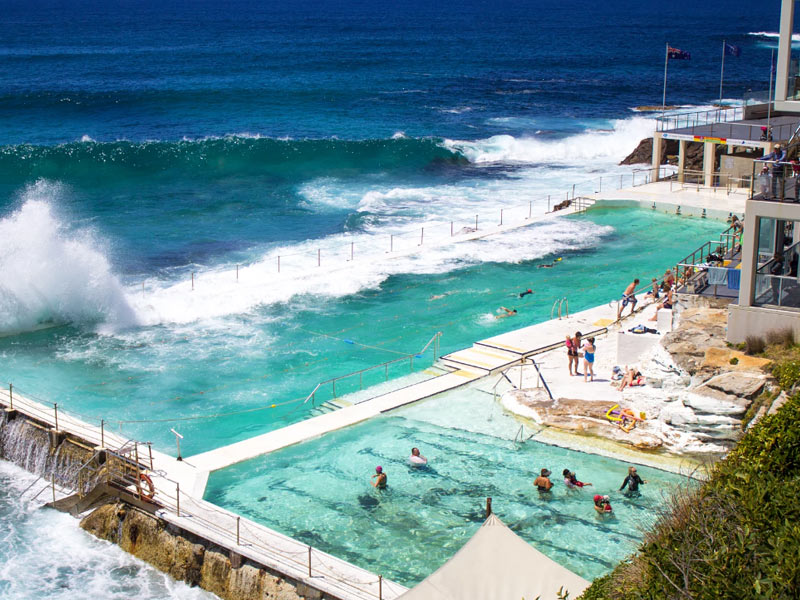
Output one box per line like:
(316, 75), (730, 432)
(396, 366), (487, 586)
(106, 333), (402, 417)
(563, 469), (592, 489)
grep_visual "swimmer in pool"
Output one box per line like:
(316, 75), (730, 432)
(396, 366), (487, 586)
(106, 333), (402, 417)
(371, 466), (387, 489)
(495, 306), (518, 319)
(409, 447), (428, 466)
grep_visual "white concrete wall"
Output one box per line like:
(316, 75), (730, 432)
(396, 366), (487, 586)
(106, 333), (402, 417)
(727, 303), (800, 343)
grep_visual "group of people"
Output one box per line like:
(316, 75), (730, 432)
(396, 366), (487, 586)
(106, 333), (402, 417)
(565, 331), (596, 382)
(370, 447), (428, 489)
(533, 466), (648, 515)
(618, 269), (676, 323)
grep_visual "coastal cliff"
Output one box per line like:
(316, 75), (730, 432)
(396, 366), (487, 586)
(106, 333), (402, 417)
(81, 503), (327, 600)
(620, 137), (705, 169)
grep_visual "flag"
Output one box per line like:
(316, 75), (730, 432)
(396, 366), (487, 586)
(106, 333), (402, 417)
(724, 42), (741, 57)
(667, 46), (691, 60)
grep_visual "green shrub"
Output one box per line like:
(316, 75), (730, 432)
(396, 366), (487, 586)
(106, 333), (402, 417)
(772, 360), (800, 391)
(580, 392), (800, 600)
(729, 357), (739, 365)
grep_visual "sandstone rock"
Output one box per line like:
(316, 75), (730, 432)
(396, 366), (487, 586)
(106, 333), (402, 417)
(768, 391), (789, 415)
(701, 347), (772, 373)
(694, 372), (765, 403)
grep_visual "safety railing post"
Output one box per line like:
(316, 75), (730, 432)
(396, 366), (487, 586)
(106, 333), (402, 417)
(379, 575), (383, 600)
(499, 208), (503, 226)
(599, 176), (602, 192)
(236, 264), (239, 281)
(390, 235), (393, 252)
(237, 516), (240, 545)
(308, 546), (312, 577)
(419, 227), (424, 246)
(51, 474), (56, 503)
(100, 419), (104, 447)
(528, 200), (532, 219)
(475, 214), (478, 231)
(450, 221), (453, 236)
(148, 442), (154, 470)
(191, 272), (194, 291)
(176, 482), (180, 517)
(8, 383), (12, 410)
(317, 248), (321, 267)
(54, 403), (59, 432)
(278, 255), (281, 272)
(350, 241), (354, 261)
(385, 363), (388, 381)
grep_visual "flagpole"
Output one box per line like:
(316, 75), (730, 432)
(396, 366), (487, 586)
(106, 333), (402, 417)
(662, 42), (669, 119)
(768, 48), (774, 130)
(719, 40), (726, 106)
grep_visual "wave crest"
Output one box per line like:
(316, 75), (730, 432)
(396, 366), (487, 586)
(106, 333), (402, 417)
(0, 181), (137, 335)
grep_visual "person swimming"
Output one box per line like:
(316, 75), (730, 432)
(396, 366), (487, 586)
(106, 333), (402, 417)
(495, 306), (518, 319)
(563, 469), (592, 489)
(409, 447), (428, 466)
(371, 465), (387, 489)
(518, 288), (533, 298)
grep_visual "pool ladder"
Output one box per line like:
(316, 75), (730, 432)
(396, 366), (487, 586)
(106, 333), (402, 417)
(550, 297), (569, 320)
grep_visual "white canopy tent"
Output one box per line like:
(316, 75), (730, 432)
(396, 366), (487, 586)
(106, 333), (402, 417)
(398, 514), (590, 600)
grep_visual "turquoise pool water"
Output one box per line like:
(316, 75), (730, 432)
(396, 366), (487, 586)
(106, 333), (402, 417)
(0, 207), (723, 454)
(205, 387), (692, 586)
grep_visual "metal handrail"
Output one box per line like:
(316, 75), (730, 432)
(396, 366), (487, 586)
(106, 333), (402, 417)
(304, 331), (443, 405)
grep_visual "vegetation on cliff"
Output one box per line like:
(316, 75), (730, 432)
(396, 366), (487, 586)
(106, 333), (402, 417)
(580, 353), (800, 599)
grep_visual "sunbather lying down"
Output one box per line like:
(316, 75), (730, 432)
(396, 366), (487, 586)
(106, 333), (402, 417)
(616, 367), (644, 391)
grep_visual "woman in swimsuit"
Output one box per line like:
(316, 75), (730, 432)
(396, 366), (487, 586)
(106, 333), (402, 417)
(565, 335), (576, 375)
(582, 337), (595, 382)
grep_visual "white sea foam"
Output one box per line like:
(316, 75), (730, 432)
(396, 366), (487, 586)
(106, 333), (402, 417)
(443, 116), (656, 165)
(128, 218), (613, 326)
(0, 460), (214, 600)
(0, 181), (137, 335)
(748, 31), (800, 42)
(79, 134), (95, 143)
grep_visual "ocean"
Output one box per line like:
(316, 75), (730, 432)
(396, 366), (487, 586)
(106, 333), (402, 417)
(0, 0), (778, 597)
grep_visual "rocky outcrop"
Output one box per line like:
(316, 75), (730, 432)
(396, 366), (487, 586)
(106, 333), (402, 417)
(661, 308), (729, 375)
(81, 503), (325, 600)
(620, 138), (705, 168)
(506, 391), (664, 451)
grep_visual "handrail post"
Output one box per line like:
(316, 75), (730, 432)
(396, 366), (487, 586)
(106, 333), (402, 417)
(176, 482), (180, 517)
(499, 208), (503, 226)
(100, 419), (104, 448)
(528, 200), (532, 218)
(308, 546), (312, 577)
(8, 383), (12, 411)
(419, 227), (424, 246)
(148, 442), (153, 470)
(475, 214), (478, 231)
(379, 575), (383, 600)
(54, 403), (59, 432)
(278, 255), (281, 272)
(237, 516), (240, 545)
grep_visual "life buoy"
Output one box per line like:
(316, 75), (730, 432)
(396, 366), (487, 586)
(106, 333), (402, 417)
(138, 473), (155, 501)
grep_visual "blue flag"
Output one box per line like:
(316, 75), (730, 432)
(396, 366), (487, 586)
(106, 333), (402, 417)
(668, 46), (691, 60)
(724, 42), (741, 57)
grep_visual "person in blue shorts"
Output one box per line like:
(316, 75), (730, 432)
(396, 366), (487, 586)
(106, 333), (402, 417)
(617, 279), (639, 320)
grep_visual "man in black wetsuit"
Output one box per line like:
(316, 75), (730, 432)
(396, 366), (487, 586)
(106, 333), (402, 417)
(619, 466), (647, 497)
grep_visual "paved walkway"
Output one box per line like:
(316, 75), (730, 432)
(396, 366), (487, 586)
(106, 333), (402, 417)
(594, 180), (746, 219)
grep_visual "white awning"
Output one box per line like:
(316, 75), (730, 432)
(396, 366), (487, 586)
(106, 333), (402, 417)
(398, 514), (590, 600)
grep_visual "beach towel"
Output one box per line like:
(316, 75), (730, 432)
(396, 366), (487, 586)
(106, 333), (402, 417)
(708, 266), (728, 285)
(727, 268), (741, 290)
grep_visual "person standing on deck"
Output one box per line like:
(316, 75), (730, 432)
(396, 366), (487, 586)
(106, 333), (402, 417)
(617, 279), (639, 320)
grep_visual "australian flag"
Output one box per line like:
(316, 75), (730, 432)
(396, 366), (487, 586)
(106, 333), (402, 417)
(724, 42), (741, 57)
(668, 46), (691, 60)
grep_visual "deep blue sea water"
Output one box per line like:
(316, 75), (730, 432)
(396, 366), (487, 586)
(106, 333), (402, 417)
(0, 0), (784, 597)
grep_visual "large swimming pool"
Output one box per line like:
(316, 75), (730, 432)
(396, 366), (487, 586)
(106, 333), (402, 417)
(205, 386), (691, 586)
(0, 207), (723, 455)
